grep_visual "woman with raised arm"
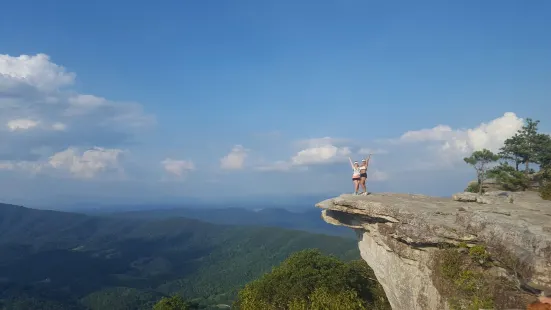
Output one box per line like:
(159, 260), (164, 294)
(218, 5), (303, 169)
(359, 154), (372, 195)
(349, 157), (361, 195)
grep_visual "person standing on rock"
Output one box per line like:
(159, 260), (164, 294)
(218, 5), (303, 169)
(359, 154), (372, 195)
(348, 157), (362, 195)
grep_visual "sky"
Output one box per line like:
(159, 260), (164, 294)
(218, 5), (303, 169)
(0, 0), (550, 208)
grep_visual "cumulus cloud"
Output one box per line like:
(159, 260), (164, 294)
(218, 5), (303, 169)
(161, 158), (195, 177)
(393, 112), (524, 170)
(291, 145), (351, 165)
(290, 137), (352, 166)
(0, 147), (124, 179)
(399, 112), (522, 152)
(0, 53), (75, 91)
(256, 137), (355, 172)
(48, 147), (123, 178)
(295, 137), (351, 148)
(220, 145), (249, 170)
(6, 118), (39, 131)
(0, 53), (154, 161)
(52, 122), (67, 131)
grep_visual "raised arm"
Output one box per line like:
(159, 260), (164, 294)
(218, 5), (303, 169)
(365, 154), (372, 167)
(348, 157), (354, 169)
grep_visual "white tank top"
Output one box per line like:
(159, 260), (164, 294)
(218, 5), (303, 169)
(352, 167), (361, 176)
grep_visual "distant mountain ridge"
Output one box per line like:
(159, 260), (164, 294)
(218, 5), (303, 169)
(106, 206), (355, 238)
(0, 202), (359, 309)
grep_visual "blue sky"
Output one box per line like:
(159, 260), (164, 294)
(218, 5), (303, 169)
(0, 0), (550, 207)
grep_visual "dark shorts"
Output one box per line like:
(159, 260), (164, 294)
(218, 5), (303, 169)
(352, 177), (361, 181)
(360, 173), (367, 178)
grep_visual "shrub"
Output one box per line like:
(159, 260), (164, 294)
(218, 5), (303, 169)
(465, 182), (482, 194)
(540, 181), (551, 200)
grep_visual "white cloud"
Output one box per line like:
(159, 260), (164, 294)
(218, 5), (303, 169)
(0, 53), (154, 161)
(220, 145), (249, 170)
(399, 112), (522, 153)
(6, 119), (39, 131)
(66, 94), (107, 116)
(161, 158), (195, 177)
(0, 160), (43, 173)
(48, 147), (123, 179)
(51, 122), (67, 131)
(255, 137), (354, 172)
(295, 137), (350, 148)
(393, 112), (524, 170)
(290, 137), (352, 166)
(399, 124), (454, 142)
(0, 53), (75, 91)
(0, 147), (124, 179)
(291, 145), (351, 166)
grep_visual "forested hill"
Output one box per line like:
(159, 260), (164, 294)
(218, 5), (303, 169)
(0, 202), (359, 309)
(108, 206), (354, 238)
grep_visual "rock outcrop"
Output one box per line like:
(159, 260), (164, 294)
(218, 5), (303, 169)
(316, 191), (551, 310)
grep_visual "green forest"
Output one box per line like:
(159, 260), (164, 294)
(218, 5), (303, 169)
(0, 202), (373, 309)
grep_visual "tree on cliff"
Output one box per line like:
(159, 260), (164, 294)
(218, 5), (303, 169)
(232, 249), (390, 310)
(488, 118), (551, 191)
(464, 149), (500, 194)
(499, 119), (546, 174)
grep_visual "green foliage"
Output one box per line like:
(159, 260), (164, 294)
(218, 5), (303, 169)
(290, 287), (367, 310)
(499, 118), (543, 172)
(463, 149), (499, 194)
(487, 162), (531, 191)
(434, 249), (494, 310)
(540, 181), (551, 201)
(233, 249), (390, 310)
(468, 246), (490, 266)
(464, 182), (482, 194)
(464, 118), (551, 192)
(0, 203), (361, 309)
(153, 295), (199, 310)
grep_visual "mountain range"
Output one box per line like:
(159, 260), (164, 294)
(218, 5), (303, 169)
(0, 202), (359, 309)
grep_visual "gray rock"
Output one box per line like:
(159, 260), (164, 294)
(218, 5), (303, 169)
(452, 192), (478, 202)
(316, 191), (551, 310)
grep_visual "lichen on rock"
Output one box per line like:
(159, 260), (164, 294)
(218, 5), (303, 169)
(316, 191), (551, 310)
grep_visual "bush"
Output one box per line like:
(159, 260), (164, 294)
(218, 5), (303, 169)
(233, 249), (390, 310)
(465, 182), (483, 194)
(540, 182), (551, 200)
(487, 163), (531, 191)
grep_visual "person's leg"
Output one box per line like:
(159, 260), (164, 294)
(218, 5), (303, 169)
(354, 180), (360, 194)
(360, 177), (367, 193)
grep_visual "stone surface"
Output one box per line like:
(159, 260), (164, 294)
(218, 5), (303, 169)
(316, 191), (551, 310)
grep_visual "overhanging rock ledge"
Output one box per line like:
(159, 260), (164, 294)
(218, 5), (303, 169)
(316, 191), (551, 310)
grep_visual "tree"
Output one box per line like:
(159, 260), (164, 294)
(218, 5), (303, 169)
(487, 162), (531, 191)
(499, 134), (525, 171)
(534, 133), (551, 176)
(494, 119), (551, 190)
(501, 118), (541, 175)
(233, 249), (390, 310)
(153, 295), (199, 310)
(464, 149), (500, 194)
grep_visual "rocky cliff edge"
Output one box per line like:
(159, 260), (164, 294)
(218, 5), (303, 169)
(316, 191), (551, 310)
